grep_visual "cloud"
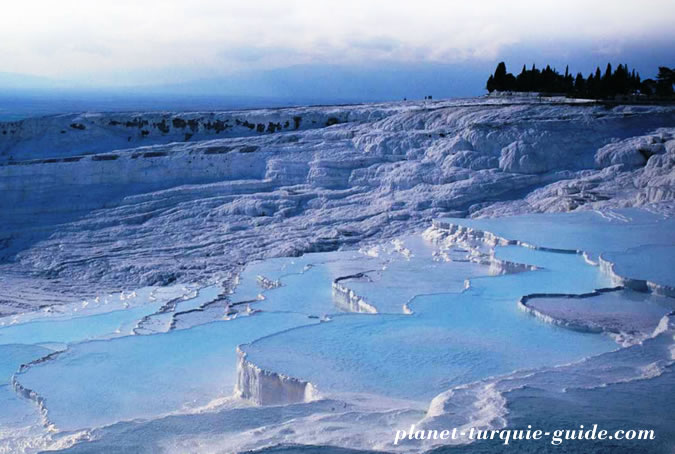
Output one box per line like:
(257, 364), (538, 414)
(0, 0), (673, 85)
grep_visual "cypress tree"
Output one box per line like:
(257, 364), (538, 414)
(486, 75), (495, 93)
(483, 62), (670, 99)
(493, 62), (508, 91)
(656, 67), (674, 96)
(516, 65), (527, 91)
(574, 73), (585, 93)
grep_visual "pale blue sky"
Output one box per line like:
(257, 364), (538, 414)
(1, 0), (673, 100)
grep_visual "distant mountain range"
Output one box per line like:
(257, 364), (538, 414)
(0, 63), (490, 112)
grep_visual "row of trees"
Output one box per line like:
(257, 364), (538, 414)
(486, 62), (675, 99)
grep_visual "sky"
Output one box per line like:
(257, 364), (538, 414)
(0, 0), (674, 102)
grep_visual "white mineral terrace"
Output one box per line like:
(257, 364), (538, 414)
(0, 97), (674, 453)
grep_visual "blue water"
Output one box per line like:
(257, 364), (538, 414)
(1, 210), (672, 453)
(15, 312), (318, 431)
(0, 303), (163, 346)
(242, 245), (616, 401)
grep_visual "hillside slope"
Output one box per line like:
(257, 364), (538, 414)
(1, 97), (674, 314)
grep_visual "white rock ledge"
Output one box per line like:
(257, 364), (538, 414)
(598, 254), (675, 298)
(331, 280), (378, 314)
(11, 350), (64, 432)
(517, 287), (624, 333)
(424, 222), (538, 274)
(430, 220), (581, 254)
(429, 220), (671, 297)
(235, 346), (317, 406)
